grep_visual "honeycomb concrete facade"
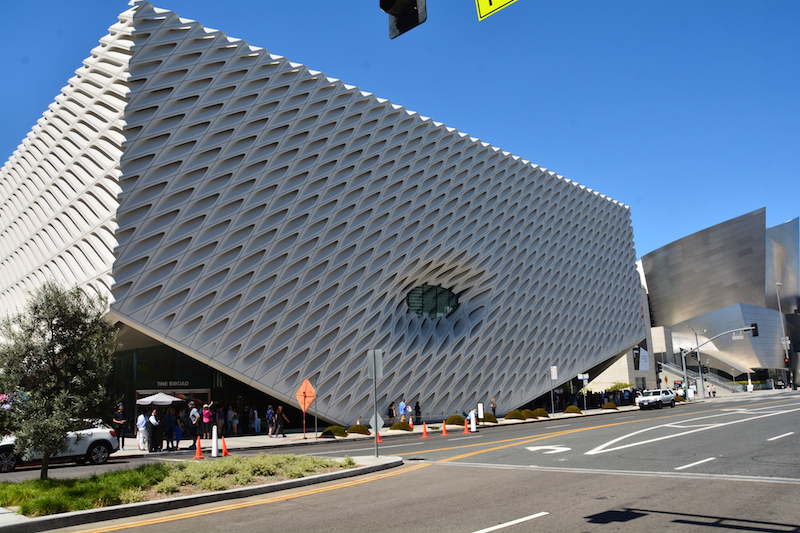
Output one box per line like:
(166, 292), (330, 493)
(0, 2), (644, 424)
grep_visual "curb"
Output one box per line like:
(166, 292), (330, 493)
(0, 456), (403, 533)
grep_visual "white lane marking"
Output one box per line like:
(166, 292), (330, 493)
(768, 432), (794, 441)
(544, 424), (570, 429)
(526, 445), (571, 454)
(448, 435), (483, 441)
(470, 512), (549, 533)
(675, 457), (716, 470)
(586, 406), (800, 455)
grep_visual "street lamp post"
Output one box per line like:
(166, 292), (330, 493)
(776, 282), (791, 386)
(687, 325), (706, 399)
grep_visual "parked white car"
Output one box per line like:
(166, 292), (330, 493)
(0, 420), (119, 472)
(635, 388), (676, 409)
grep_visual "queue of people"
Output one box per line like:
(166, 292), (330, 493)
(119, 400), (293, 452)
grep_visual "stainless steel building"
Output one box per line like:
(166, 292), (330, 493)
(0, 2), (645, 424)
(642, 208), (799, 384)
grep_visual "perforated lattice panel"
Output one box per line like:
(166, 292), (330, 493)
(0, 2), (645, 425)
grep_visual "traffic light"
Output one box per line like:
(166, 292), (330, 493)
(380, 0), (427, 39)
(657, 362), (663, 372)
(750, 323), (759, 337)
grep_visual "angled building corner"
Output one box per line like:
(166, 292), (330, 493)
(0, 1), (645, 424)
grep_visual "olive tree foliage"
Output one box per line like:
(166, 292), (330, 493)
(0, 282), (118, 479)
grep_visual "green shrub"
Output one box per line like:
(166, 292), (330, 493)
(483, 413), (498, 423)
(564, 405), (582, 414)
(521, 409), (536, 419)
(346, 424), (371, 435)
(445, 415), (465, 426)
(676, 395), (687, 402)
(532, 408), (549, 418)
(341, 456), (357, 468)
(320, 425), (348, 438)
(504, 409), (525, 420)
(602, 402), (618, 410)
(390, 421), (413, 431)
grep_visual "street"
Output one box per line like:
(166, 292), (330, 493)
(49, 393), (800, 532)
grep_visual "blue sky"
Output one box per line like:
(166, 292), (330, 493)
(1, 1), (797, 257)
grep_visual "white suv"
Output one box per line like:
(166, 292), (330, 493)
(636, 389), (676, 409)
(0, 420), (119, 472)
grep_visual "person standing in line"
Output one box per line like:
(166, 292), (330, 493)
(177, 407), (188, 449)
(275, 405), (289, 437)
(227, 405), (234, 435)
(399, 398), (407, 423)
(188, 401), (200, 449)
(387, 402), (396, 424)
(414, 401), (421, 425)
(253, 406), (261, 433)
(147, 408), (160, 452)
(112, 403), (127, 451)
(164, 407), (176, 451)
(136, 409), (149, 451)
(201, 402), (214, 439)
(216, 405), (226, 436)
(232, 408), (240, 435)
(490, 398), (497, 416)
(266, 405), (276, 437)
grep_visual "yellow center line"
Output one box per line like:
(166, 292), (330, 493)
(74, 463), (429, 533)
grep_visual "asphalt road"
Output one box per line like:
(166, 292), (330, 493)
(51, 394), (800, 533)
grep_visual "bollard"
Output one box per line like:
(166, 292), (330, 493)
(211, 425), (219, 457)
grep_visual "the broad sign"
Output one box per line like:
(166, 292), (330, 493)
(476, 0), (519, 21)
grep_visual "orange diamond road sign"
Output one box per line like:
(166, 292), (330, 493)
(476, 0), (519, 21)
(295, 379), (316, 413)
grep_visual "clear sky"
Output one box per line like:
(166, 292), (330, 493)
(1, 1), (797, 257)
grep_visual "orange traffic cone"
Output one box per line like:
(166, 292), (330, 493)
(377, 431), (383, 443)
(221, 436), (229, 457)
(441, 421), (448, 436)
(193, 437), (204, 460)
(463, 419), (469, 434)
(408, 417), (413, 429)
(421, 422), (429, 438)
(357, 419), (360, 426)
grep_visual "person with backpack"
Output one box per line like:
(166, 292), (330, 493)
(265, 404), (276, 437)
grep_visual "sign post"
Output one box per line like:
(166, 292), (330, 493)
(549, 366), (558, 413)
(367, 349), (384, 457)
(295, 379), (316, 440)
(578, 373), (589, 411)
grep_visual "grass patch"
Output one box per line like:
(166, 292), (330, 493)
(0, 454), (357, 517)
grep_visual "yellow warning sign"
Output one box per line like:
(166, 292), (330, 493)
(476, 0), (519, 20)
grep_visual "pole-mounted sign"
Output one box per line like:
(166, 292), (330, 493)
(476, 0), (519, 21)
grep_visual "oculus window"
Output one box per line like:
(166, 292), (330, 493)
(406, 283), (459, 319)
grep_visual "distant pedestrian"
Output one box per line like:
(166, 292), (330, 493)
(266, 404), (276, 437)
(202, 402), (214, 439)
(188, 401), (200, 449)
(216, 405), (225, 436)
(711, 384), (716, 397)
(253, 407), (261, 433)
(112, 403), (127, 451)
(399, 398), (407, 422)
(275, 406), (289, 437)
(490, 398), (497, 417)
(147, 408), (160, 452)
(164, 407), (176, 451)
(136, 410), (149, 451)
(414, 401), (421, 425)
(387, 402), (396, 424)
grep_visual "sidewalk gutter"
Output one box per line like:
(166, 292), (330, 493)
(0, 456), (402, 533)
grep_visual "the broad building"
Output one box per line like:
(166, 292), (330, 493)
(0, 2), (645, 424)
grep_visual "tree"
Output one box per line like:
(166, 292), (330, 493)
(0, 282), (118, 479)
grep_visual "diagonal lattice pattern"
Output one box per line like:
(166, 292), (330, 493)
(0, 2), (644, 424)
